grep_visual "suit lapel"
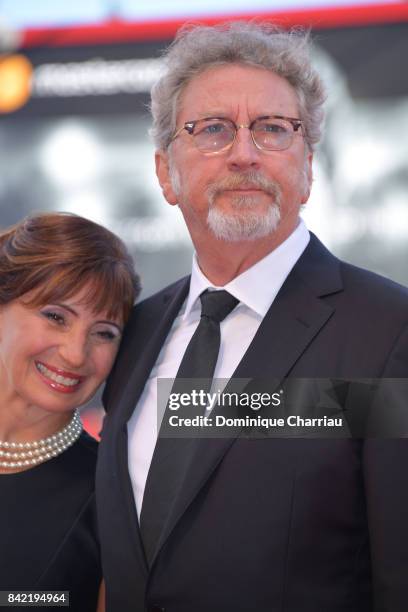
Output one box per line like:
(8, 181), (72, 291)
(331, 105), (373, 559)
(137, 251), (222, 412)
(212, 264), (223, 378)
(112, 276), (190, 424)
(116, 423), (149, 573)
(105, 277), (190, 573)
(150, 235), (344, 565)
(231, 267), (337, 381)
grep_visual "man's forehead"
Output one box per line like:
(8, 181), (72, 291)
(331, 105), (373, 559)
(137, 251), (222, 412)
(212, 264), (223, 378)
(176, 63), (299, 120)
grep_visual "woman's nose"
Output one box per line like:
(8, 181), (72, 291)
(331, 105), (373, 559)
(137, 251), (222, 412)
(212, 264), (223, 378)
(57, 331), (89, 369)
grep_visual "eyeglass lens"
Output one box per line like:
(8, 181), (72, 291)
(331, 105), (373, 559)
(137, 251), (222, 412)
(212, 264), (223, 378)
(192, 117), (296, 152)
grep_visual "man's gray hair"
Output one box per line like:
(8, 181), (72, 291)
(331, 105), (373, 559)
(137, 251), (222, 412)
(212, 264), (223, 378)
(150, 21), (326, 152)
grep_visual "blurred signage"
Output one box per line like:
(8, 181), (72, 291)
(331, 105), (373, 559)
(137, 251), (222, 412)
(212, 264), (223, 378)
(0, 43), (163, 116)
(0, 54), (32, 113)
(0, 0), (406, 29)
(1, 16), (407, 118)
(0, 1), (407, 50)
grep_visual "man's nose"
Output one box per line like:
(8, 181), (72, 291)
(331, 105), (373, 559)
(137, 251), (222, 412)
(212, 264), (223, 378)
(226, 126), (261, 171)
(58, 331), (89, 369)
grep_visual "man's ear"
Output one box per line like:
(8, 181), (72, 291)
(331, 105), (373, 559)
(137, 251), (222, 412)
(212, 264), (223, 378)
(155, 150), (179, 206)
(300, 150), (313, 205)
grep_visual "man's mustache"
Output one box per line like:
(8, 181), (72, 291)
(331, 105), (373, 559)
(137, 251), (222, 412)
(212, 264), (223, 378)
(206, 171), (282, 202)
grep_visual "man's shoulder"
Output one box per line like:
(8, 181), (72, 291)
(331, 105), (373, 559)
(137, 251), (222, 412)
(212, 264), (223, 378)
(137, 275), (190, 310)
(103, 275), (190, 411)
(304, 233), (408, 310)
(126, 275), (190, 328)
(315, 246), (405, 333)
(334, 261), (408, 338)
(113, 275), (190, 358)
(339, 259), (408, 305)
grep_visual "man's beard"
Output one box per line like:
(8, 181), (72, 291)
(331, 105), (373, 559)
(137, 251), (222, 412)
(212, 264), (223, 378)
(206, 171), (282, 241)
(170, 167), (282, 242)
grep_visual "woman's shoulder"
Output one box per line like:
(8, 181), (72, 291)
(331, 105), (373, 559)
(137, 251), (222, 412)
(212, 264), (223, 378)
(42, 430), (99, 489)
(67, 430), (98, 471)
(76, 429), (99, 455)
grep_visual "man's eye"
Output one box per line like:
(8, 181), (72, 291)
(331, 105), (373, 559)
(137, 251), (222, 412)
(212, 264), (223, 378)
(259, 122), (287, 133)
(42, 311), (65, 325)
(201, 122), (228, 135)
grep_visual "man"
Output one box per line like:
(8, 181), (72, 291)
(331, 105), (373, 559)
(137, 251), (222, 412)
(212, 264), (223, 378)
(96, 22), (408, 612)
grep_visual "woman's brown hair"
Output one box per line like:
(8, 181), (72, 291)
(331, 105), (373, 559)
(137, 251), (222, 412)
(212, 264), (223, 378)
(0, 212), (140, 322)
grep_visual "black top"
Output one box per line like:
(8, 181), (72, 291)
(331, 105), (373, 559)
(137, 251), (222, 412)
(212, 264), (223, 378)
(0, 432), (101, 611)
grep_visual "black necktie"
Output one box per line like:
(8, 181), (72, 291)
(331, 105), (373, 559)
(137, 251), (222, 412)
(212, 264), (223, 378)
(140, 289), (239, 564)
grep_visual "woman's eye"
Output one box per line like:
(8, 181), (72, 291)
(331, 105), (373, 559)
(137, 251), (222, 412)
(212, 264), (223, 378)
(95, 329), (120, 342)
(42, 311), (65, 325)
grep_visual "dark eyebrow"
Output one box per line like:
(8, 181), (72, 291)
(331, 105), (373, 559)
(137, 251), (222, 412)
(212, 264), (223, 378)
(194, 113), (230, 120)
(52, 303), (123, 332)
(195, 110), (225, 116)
(53, 303), (78, 316)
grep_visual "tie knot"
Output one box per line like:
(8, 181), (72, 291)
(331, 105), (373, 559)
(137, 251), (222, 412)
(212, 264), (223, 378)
(199, 289), (239, 323)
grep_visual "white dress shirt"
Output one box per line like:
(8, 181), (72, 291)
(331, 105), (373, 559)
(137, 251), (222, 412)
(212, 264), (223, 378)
(128, 220), (310, 517)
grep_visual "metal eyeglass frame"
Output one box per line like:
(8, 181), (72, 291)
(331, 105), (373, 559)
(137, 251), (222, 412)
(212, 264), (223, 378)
(170, 115), (304, 154)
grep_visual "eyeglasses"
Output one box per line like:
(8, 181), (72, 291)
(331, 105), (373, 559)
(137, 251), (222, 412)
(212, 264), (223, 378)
(170, 115), (304, 154)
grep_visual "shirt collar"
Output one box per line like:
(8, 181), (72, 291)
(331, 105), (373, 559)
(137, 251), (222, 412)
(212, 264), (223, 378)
(183, 219), (310, 319)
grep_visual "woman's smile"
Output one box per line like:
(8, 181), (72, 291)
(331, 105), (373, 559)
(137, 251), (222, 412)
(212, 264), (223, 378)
(35, 360), (85, 393)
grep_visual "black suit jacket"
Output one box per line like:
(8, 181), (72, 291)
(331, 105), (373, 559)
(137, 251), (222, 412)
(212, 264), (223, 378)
(96, 235), (408, 612)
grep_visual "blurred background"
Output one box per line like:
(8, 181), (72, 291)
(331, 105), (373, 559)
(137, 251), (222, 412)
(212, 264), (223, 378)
(1, 0), (407, 436)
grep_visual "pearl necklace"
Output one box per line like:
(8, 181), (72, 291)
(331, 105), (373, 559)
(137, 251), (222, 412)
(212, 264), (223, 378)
(0, 410), (83, 470)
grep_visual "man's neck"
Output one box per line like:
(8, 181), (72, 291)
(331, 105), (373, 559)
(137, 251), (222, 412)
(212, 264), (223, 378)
(193, 219), (299, 286)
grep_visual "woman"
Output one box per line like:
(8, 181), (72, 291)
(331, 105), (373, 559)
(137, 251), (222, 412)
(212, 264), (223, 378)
(0, 212), (140, 611)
